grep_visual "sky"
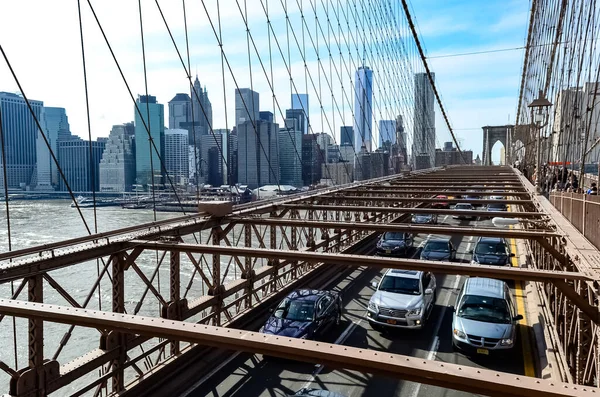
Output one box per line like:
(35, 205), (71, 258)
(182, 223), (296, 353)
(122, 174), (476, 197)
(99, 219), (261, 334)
(0, 0), (530, 162)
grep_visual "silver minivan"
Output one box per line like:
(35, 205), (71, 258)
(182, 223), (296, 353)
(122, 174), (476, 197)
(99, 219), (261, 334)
(452, 277), (522, 355)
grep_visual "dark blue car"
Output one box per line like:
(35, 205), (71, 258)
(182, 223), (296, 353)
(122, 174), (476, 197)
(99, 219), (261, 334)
(261, 289), (342, 339)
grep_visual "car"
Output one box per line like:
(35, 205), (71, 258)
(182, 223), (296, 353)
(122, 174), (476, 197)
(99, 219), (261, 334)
(420, 238), (456, 261)
(366, 269), (436, 330)
(470, 237), (514, 266)
(452, 277), (523, 355)
(431, 195), (450, 209)
(452, 203), (476, 220)
(412, 213), (438, 224)
(290, 389), (347, 397)
(486, 202), (507, 212)
(261, 289), (341, 339)
(376, 232), (414, 257)
(490, 190), (505, 200)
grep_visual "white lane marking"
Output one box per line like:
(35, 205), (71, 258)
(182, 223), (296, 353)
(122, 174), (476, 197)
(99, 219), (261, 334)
(409, 273), (462, 397)
(180, 351), (242, 397)
(181, 265), (359, 395)
(408, 217), (475, 397)
(301, 240), (426, 390)
(300, 316), (364, 390)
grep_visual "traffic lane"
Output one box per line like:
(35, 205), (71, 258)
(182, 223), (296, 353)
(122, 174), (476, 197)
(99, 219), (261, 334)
(187, 215), (524, 397)
(186, 265), (385, 397)
(185, 229), (465, 397)
(302, 225), (474, 397)
(310, 216), (529, 397)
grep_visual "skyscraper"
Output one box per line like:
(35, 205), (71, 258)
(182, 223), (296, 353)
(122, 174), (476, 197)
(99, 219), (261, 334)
(201, 129), (229, 186)
(378, 120), (396, 148)
(191, 76), (212, 144)
(279, 118), (303, 187)
(134, 95), (165, 186)
(412, 73), (436, 169)
(340, 126), (354, 146)
(286, 108), (307, 135)
(165, 129), (189, 184)
(354, 66), (373, 152)
(36, 107), (71, 190)
(291, 93), (309, 133)
(315, 133), (332, 164)
(58, 137), (106, 192)
(302, 134), (322, 186)
(0, 92), (43, 189)
(396, 115), (407, 165)
(99, 123), (136, 192)
(237, 119), (279, 189)
(235, 88), (259, 128)
(168, 93), (191, 130)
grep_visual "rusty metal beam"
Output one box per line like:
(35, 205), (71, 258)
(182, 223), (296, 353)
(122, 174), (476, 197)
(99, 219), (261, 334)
(367, 185), (526, 190)
(0, 299), (590, 397)
(319, 196), (532, 205)
(344, 190), (531, 197)
(228, 218), (560, 239)
(278, 204), (545, 218)
(130, 241), (590, 283)
(553, 280), (600, 324)
(0, 242), (134, 284)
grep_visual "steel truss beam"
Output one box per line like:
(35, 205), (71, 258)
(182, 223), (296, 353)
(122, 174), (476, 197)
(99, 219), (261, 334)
(319, 196), (533, 205)
(228, 218), (559, 239)
(380, 181), (526, 192)
(130, 241), (588, 283)
(344, 190), (531, 197)
(0, 299), (590, 397)
(277, 204), (545, 218)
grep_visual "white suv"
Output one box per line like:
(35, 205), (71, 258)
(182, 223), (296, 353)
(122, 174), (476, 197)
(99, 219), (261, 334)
(366, 269), (436, 330)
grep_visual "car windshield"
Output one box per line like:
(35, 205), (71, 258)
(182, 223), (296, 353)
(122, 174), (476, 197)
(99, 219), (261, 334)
(455, 204), (472, 210)
(379, 276), (420, 295)
(414, 214), (431, 219)
(424, 241), (449, 252)
(475, 242), (507, 255)
(383, 232), (406, 240)
(458, 294), (511, 324)
(273, 298), (315, 321)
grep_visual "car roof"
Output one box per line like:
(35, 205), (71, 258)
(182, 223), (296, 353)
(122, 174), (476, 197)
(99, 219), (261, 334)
(463, 277), (507, 298)
(456, 203), (473, 206)
(477, 236), (506, 244)
(384, 269), (422, 279)
(425, 238), (450, 243)
(287, 289), (327, 302)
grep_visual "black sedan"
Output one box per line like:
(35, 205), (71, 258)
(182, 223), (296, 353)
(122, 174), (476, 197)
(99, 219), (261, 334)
(261, 289), (341, 339)
(412, 213), (438, 224)
(375, 232), (414, 257)
(487, 202), (508, 212)
(420, 238), (456, 261)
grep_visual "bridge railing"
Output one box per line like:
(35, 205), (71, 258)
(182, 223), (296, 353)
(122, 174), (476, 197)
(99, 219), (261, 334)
(549, 192), (600, 250)
(0, 171), (427, 397)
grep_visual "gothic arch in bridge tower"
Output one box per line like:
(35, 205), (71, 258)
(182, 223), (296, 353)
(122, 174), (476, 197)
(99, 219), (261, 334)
(481, 125), (514, 165)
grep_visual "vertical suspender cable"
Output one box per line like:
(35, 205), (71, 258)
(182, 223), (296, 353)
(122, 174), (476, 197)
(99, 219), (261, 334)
(77, 0), (102, 312)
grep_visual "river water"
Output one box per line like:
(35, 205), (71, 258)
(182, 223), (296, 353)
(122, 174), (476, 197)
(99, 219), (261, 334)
(0, 200), (259, 395)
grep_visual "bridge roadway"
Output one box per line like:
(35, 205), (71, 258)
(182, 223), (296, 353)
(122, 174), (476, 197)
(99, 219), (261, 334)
(183, 214), (531, 397)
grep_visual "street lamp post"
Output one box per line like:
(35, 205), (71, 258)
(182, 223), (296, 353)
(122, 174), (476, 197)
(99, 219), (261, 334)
(528, 90), (553, 194)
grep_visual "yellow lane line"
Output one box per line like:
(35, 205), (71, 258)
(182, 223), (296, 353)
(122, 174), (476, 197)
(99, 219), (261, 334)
(508, 204), (535, 377)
